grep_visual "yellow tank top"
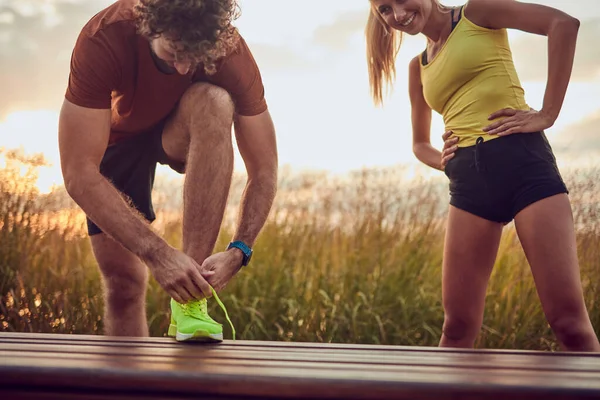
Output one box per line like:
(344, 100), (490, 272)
(420, 6), (530, 148)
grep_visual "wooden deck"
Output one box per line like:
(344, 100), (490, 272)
(1, 332), (600, 399)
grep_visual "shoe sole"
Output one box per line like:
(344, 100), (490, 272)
(168, 324), (223, 342)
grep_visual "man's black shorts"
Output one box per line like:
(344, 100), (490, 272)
(443, 131), (569, 224)
(86, 125), (185, 236)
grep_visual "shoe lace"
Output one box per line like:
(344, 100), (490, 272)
(181, 286), (236, 340)
(210, 286), (236, 340)
(182, 298), (209, 318)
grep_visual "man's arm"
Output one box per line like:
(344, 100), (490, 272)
(231, 109), (278, 247)
(198, 108), (277, 291)
(59, 99), (211, 302)
(59, 100), (163, 256)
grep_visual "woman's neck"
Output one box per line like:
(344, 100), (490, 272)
(421, 3), (453, 43)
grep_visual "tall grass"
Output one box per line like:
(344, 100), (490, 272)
(1, 149), (599, 350)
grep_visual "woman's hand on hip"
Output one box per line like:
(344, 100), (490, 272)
(483, 108), (555, 136)
(441, 130), (459, 170)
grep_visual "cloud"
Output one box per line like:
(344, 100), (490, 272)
(312, 10), (366, 51)
(0, 1), (111, 118)
(249, 43), (315, 72)
(511, 18), (600, 82)
(554, 110), (600, 154)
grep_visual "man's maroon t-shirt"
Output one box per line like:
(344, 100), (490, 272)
(65, 0), (267, 144)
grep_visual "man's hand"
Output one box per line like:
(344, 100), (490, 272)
(143, 246), (213, 304)
(200, 250), (244, 293)
(483, 108), (554, 136)
(441, 130), (459, 170)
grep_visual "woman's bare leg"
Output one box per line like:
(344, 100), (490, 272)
(439, 206), (504, 348)
(514, 194), (600, 351)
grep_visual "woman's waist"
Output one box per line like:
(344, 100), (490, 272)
(451, 131), (551, 156)
(444, 108), (531, 147)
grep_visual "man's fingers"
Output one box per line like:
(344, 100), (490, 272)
(214, 282), (226, 293)
(190, 270), (213, 299)
(170, 287), (188, 305)
(183, 278), (204, 300)
(165, 280), (189, 304)
(171, 292), (185, 304)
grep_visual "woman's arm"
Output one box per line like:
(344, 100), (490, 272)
(467, 0), (580, 132)
(408, 56), (456, 170)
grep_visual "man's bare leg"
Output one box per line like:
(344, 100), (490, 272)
(162, 83), (235, 269)
(88, 83), (232, 337)
(91, 233), (149, 336)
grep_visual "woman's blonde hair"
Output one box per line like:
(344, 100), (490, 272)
(365, 6), (402, 106)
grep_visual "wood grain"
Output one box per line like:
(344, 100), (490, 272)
(1, 332), (599, 400)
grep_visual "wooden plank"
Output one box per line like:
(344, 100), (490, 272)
(1, 333), (599, 400)
(1, 389), (238, 400)
(2, 332), (599, 374)
(2, 342), (600, 374)
(0, 331), (574, 355)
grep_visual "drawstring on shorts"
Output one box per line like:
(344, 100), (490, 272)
(471, 136), (485, 173)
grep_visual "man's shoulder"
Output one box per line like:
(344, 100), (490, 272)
(217, 32), (258, 72)
(79, 0), (137, 43)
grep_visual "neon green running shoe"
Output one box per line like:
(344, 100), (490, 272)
(168, 287), (235, 342)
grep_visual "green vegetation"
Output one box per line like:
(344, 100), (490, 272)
(1, 148), (598, 350)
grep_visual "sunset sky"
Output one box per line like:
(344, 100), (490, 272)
(0, 0), (599, 192)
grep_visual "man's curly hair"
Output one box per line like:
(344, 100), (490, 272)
(134, 0), (241, 74)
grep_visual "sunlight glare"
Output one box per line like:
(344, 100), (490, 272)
(0, 110), (62, 194)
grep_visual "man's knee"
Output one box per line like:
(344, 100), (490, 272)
(179, 83), (234, 119)
(102, 266), (147, 303)
(92, 236), (148, 305)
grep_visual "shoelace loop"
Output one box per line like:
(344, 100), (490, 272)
(210, 287), (236, 341)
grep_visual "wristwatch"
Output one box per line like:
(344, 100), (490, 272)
(227, 241), (253, 267)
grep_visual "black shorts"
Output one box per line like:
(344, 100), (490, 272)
(86, 125), (185, 236)
(443, 131), (568, 224)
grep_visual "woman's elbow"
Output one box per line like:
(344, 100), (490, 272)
(412, 142), (425, 158)
(554, 15), (580, 34)
(568, 16), (581, 30)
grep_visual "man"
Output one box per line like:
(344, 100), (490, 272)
(58, 0), (278, 342)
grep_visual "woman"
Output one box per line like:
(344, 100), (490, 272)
(366, 0), (599, 351)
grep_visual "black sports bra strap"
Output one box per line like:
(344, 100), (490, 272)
(422, 5), (465, 66)
(451, 6), (464, 30)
